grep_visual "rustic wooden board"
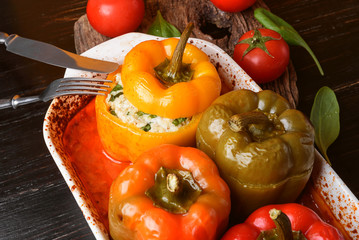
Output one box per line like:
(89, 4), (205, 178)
(74, 0), (298, 107)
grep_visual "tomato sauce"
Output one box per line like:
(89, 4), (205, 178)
(63, 99), (131, 229)
(62, 99), (350, 238)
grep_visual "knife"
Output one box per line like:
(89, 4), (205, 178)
(0, 32), (119, 73)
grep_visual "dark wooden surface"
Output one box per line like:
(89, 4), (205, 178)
(0, 0), (358, 239)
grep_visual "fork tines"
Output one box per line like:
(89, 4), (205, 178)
(56, 77), (112, 97)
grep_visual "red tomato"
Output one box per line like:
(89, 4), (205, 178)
(87, 0), (145, 38)
(210, 0), (256, 13)
(233, 29), (290, 84)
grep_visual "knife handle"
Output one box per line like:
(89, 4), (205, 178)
(0, 95), (41, 109)
(0, 32), (9, 44)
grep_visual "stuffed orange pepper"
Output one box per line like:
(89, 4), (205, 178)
(108, 144), (231, 240)
(95, 23), (221, 161)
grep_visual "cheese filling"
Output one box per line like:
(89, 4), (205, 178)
(106, 73), (191, 133)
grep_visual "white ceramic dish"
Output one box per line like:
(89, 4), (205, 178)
(43, 33), (359, 239)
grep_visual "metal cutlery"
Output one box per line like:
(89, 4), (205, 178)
(0, 77), (112, 109)
(0, 32), (119, 73)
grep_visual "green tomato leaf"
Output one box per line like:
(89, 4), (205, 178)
(254, 7), (324, 76)
(310, 86), (340, 164)
(147, 10), (181, 38)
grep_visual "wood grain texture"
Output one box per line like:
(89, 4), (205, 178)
(74, 0), (299, 107)
(1, 0), (359, 239)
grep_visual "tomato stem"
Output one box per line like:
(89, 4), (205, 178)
(237, 29), (281, 59)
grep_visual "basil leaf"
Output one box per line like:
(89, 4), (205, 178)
(310, 86), (340, 164)
(254, 8), (324, 76)
(147, 10), (181, 38)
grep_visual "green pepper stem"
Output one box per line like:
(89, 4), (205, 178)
(228, 111), (270, 132)
(154, 23), (195, 86)
(167, 23), (194, 78)
(145, 167), (202, 214)
(257, 209), (307, 240)
(269, 209), (294, 240)
(167, 173), (180, 193)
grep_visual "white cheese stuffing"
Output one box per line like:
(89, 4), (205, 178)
(106, 73), (191, 133)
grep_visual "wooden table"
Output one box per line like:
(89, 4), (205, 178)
(1, 0), (358, 239)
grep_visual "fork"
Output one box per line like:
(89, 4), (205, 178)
(0, 77), (112, 109)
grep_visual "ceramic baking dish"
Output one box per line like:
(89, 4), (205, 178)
(43, 33), (359, 240)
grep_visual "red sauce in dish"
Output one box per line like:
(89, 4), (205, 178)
(63, 99), (131, 229)
(62, 99), (350, 238)
(298, 183), (352, 240)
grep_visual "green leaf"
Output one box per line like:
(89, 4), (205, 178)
(147, 10), (181, 38)
(254, 8), (324, 76)
(310, 86), (340, 164)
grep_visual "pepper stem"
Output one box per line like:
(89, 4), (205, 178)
(167, 173), (180, 193)
(269, 209), (294, 240)
(167, 23), (194, 77)
(228, 111), (270, 132)
(154, 23), (195, 86)
(256, 209), (307, 240)
(228, 110), (285, 141)
(145, 167), (202, 214)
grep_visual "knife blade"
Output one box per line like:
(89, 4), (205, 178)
(0, 32), (119, 73)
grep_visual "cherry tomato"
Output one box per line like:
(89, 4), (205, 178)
(87, 0), (145, 38)
(233, 29), (290, 84)
(210, 0), (256, 13)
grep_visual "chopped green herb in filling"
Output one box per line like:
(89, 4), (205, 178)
(136, 111), (157, 119)
(106, 73), (192, 133)
(141, 123), (151, 132)
(110, 108), (118, 117)
(136, 111), (145, 117)
(111, 84), (123, 92)
(172, 117), (187, 126)
(110, 92), (123, 102)
(109, 84), (124, 102)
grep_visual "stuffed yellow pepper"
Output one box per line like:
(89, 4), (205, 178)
(96, 24), (221, 161)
